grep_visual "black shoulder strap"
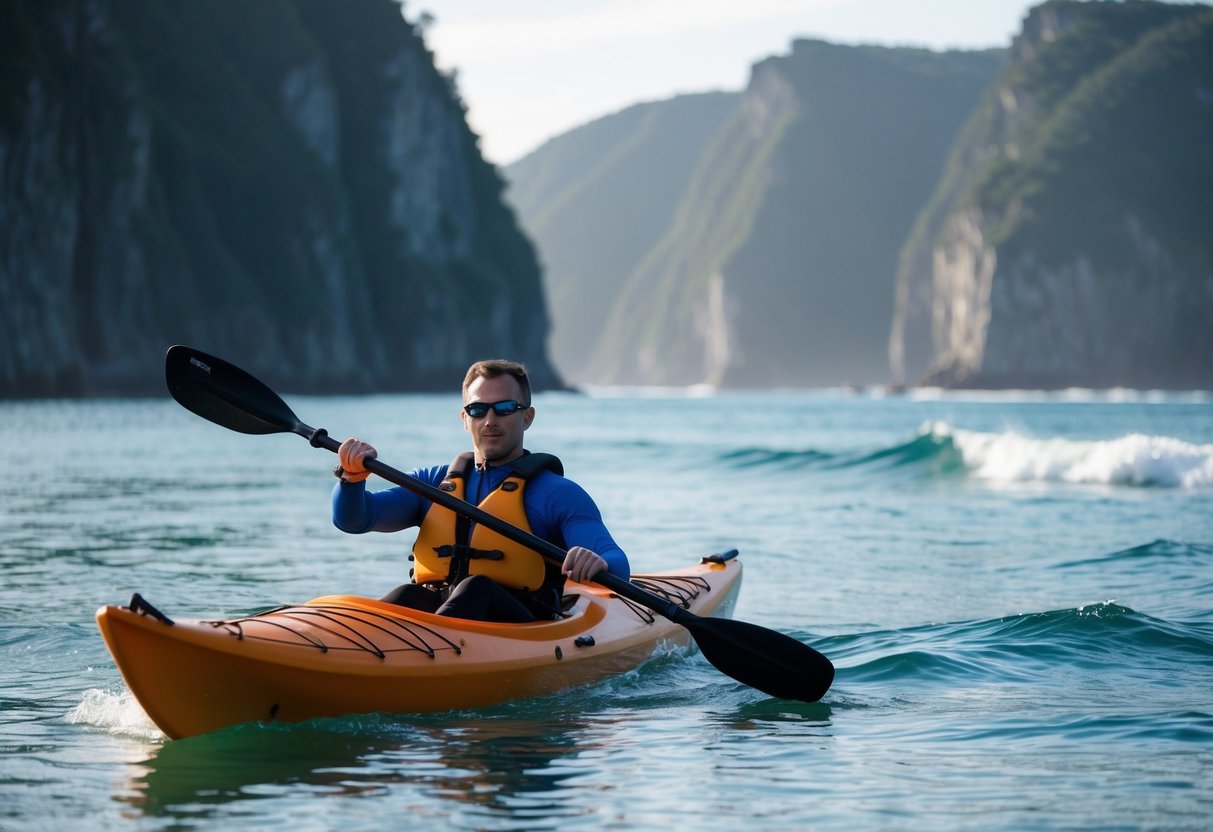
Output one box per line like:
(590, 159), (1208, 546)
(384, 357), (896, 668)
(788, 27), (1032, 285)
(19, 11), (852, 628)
(445, 450), (561, 485)
(445, 452), (475, 481)
(507, 451), (563, 479)
(442, 452), (477, 582)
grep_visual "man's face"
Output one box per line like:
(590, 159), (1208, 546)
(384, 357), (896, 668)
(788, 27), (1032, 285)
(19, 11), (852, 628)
(462, 374), (534, 465)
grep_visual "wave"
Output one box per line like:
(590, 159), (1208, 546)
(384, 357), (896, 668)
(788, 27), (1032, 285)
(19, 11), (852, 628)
(829, 602), (1213, 687)
(929, 422), (1213, 488)
(718, 447), (838, 468)
(1056, 538), (1213, 569)
(720, 423), (1213, 488)
(834, 430), (964, 472)
(717, 431), (964, 474)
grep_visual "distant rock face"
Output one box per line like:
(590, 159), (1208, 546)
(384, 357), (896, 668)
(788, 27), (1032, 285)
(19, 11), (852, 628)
(504, 91), (741, 384)
(507, 38), (999, 389)
(893, 0), (1213, 390)
(926, 207), (998, 386)
(0, 0), (559, 398)
(930, 213), (1213, 389)
(503, 1), (1210, 392)
(585, 40), (1001, 388)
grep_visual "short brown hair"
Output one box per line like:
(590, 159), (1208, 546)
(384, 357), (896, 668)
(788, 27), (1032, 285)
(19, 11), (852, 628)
(462, 359), (532, 405)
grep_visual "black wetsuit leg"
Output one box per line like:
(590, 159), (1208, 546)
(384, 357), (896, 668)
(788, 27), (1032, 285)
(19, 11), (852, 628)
(379, 583), (444, 613)
(435, 575), (536, 623)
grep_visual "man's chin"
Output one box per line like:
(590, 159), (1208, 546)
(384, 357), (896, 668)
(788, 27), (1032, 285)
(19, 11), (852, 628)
(481, 445), (520, 464)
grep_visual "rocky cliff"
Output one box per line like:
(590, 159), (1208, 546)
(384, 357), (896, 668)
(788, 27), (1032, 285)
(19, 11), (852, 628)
(505, 91), (739, 383)
(0, 0), (559, 397)
(577, 41), (1001, 388)
(891, 0), (1213, 389)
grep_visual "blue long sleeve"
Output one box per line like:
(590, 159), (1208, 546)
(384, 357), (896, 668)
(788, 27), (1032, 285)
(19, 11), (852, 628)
(524, 473), (630, 581)
(331, 465), (447, 533)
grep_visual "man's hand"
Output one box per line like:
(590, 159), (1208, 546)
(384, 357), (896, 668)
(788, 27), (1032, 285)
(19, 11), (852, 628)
(562, 546), (608, 583)
(337, 437), (378, 483)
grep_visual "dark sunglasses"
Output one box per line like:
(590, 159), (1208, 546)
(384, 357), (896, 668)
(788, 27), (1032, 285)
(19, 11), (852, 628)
(463, 399), (529, 418)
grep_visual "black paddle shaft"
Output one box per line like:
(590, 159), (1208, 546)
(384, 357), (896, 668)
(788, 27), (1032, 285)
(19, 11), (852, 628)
(165, 345), (835, 702)
(309, 427), (699, 620)
(316, 429), (832, 701)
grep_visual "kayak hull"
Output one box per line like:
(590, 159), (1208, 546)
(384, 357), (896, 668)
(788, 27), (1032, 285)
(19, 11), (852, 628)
(97, 558), (742, 739)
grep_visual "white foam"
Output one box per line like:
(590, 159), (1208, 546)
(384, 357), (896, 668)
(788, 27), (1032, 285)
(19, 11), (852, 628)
(66, 688), (164, 741)
(927, 422), (1213, 488)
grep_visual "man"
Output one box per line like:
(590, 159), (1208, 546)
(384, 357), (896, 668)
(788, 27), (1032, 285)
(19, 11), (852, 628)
(332, 359), (629, 622)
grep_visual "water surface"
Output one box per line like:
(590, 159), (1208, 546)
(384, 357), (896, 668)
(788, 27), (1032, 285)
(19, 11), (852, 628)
(2, 389), (1211, 829)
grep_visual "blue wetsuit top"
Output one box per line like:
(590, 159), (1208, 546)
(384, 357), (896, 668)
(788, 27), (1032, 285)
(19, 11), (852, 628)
(332, 462), (630, 581)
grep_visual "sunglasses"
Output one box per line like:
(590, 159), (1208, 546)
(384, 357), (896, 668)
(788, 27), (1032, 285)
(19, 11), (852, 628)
(463, 400), (529, 418)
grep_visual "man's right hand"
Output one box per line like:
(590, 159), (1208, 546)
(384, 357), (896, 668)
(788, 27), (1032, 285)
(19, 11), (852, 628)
(337, 437), (378, 483)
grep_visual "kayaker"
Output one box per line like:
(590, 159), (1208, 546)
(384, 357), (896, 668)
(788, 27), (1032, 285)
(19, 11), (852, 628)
(331, 359), (630, 623)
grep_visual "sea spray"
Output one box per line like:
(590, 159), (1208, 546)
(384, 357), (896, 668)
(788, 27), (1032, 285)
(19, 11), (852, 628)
(67, 688), (163, 741)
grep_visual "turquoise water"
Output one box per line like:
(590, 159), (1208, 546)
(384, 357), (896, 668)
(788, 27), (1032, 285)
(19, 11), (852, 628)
(2, 388), (1211, 830)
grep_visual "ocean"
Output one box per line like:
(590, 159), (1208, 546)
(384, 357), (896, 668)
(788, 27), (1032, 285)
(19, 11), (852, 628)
(2, 387), (1211, 830)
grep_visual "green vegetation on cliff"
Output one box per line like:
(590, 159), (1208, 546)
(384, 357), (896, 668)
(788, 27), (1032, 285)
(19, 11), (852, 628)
(977, 4), (1213, 266)
(898, 0), (1213, 389)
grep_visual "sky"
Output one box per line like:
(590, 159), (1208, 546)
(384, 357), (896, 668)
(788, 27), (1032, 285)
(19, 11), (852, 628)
(406, 0), (1044, 166)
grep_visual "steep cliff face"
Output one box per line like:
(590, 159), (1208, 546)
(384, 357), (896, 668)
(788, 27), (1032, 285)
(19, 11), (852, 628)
(0, 0), (557, 397)
(893, 0), (1213, 389)
(504, 91), (739, 383)
(582, 61), (799, 387)
(581, 40), (1000, 388)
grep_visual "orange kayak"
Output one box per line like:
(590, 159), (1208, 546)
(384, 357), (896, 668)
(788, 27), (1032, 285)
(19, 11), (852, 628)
(97, 555), (742, 739)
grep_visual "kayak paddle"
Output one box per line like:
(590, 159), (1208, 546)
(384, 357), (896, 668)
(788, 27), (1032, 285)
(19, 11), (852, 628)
(165, 345), (835, 702)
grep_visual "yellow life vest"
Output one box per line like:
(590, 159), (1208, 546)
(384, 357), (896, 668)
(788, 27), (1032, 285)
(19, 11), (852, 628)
(412, 451), (564, 592)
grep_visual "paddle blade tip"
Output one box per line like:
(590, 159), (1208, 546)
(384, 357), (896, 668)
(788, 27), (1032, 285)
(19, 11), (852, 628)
(690, 616), (835, 703)
(164, 345), (300, 436)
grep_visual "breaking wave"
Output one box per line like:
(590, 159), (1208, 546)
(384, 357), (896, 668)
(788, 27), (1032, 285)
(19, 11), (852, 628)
(928, 422), (1213, 488)
(720, 424), (1213, 488)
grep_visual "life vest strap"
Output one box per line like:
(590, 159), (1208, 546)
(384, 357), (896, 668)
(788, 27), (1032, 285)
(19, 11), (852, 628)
(505, 451), (564, 478)
(444, 450), (564, 481)
(433, 544), (504, 561)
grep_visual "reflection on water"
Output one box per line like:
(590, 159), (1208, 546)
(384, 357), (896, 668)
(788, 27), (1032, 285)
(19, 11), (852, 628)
(724, 698), (834, 728)
(121, 709), (605, 825)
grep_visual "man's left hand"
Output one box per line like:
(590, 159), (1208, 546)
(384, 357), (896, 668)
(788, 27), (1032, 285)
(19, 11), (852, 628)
(562, 546), (607, 583)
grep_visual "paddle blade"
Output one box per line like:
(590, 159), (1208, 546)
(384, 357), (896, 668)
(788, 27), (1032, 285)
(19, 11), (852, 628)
(686, 616), (834, 702)
(165, 345), (301, 436)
